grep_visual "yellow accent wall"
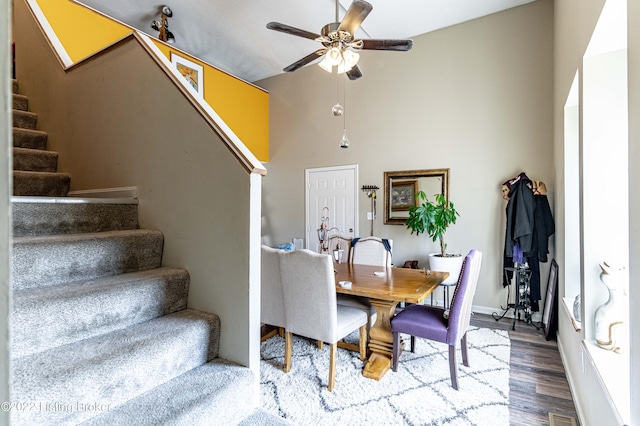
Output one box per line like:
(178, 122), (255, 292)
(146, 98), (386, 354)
(153, 41), (269, 162)
(35, 0), (131, 63)
(34, 0), (269, 162)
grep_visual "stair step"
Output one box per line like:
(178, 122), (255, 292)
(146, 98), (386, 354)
(13, 147), (58, 172)
(12, 196), (139, 237)
(83, 360), (255, 426)
(13, 127), (47, 150)
(12, 229), (164, 291)
(11, 309), (220, 425)
(13, 109), (37, 129)
(12, 79), (18, 94)
(13, 170), (70, 197)
(13, 94), (28, 111)
(12, 267), (189, 359)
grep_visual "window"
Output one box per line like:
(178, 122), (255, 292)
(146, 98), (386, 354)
(567, 0), (630, 422)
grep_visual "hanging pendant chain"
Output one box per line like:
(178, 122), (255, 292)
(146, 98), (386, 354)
(343, 78), (347, 129)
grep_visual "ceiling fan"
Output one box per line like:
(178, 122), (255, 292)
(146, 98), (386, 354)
(266, 0), (413, 80)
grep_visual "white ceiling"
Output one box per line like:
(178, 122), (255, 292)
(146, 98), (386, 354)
(77, 0), (537, 83)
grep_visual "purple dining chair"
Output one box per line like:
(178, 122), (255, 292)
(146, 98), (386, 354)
(390, 250), (482, 390)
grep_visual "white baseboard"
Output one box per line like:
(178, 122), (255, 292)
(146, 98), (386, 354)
(68, 186), (138, 199)
(557, 336), (587, 426)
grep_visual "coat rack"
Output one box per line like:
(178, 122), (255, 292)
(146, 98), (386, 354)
(361, 185), (378, 236)
(496, 171), (555, 331)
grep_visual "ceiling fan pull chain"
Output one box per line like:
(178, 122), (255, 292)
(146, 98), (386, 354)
(332, 75), (344, 116)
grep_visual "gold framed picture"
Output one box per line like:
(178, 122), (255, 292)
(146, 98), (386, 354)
(391, 180), (418, 211)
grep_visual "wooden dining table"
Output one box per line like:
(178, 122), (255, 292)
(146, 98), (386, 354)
(334, 262), (449, 380)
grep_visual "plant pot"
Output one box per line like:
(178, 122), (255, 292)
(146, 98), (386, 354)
(428, 253), (464, 285)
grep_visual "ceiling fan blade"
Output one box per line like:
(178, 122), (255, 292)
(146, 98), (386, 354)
(346, 65), (363, 81)
(337, 0), (373, 36)
(283, 49), (327, 72)
(361, 39), (413, 52)
(266, 22), (322, 41)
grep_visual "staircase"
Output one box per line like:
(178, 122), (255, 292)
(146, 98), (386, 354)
(9, 80), (257, 425)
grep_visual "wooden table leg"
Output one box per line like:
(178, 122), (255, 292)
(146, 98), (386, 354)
(362, 298), (398, 380)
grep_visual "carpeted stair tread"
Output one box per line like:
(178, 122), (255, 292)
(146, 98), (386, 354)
(12, 197), (139, 237)
(9, 76), (247, 425)
(12, 309), (221, 425)
(82, 359), (255, 426)
(13, 146), (58, 172)
(13, 127), (47, 150)
(12, 79), (18, 94)
(13, 170), (70, 197)
(12, 229), (164, 290)
(12, 267), (189, 359)
(13, 109), (38, 129)
(13, 93), (28, 111)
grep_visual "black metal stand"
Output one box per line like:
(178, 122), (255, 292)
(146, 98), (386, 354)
(492, 266), (541, 331)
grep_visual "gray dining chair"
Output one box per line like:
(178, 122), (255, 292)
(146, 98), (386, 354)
(390, 249), (482, 390)
(260, 245), (286, 342)
(279, 249), (367, 391)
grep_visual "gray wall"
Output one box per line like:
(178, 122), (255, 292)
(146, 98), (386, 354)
(257, 0), (554, 314)
(13, 0), (261, 372)
(1, 0), (11, 423)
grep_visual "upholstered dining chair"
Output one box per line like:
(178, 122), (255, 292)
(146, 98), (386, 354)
(279, 249), (368, 392)
(339, 236), (393, 327)
(350, 236), (393, 267)
(260, 245), (285, 342)
(390, 249), (482, 390)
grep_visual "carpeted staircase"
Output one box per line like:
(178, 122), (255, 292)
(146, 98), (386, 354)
(9, 79), (259, 425)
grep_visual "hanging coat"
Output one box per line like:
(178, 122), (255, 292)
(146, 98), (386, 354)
(503, 176), (535, 287)
(527, 193), (556, 310)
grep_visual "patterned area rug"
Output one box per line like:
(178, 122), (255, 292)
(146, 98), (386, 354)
(259, 326), (510, 426)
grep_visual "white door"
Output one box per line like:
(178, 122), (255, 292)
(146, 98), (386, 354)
(305, 165), (358, 252)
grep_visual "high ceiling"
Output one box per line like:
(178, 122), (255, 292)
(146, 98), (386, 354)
(77, 0), (537, 83)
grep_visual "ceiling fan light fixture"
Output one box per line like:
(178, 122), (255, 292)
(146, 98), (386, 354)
(342, 50), (359, 69)
(336, 60), (348, 74)
(326, 47), (343, 66)
(318, 56), (333, 73)
(268, 0), (412, 80)
(166, 31), (175, 44)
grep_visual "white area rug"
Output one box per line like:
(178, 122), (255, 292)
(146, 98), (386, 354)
(259, 327), (510, 426)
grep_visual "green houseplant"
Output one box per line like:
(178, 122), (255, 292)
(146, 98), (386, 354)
(405, 191), (463, 286)
(404, 192), (460, 257)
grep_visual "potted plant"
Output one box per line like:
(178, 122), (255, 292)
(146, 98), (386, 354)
(405, 192), (463, 285)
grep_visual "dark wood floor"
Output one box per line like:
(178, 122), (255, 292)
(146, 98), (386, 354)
(471, 313), (579, 425)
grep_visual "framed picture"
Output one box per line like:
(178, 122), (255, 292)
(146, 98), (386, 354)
(542, 259), (559, 340)
(171, 53), (204, 97)
(391, 180), (418, 211)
